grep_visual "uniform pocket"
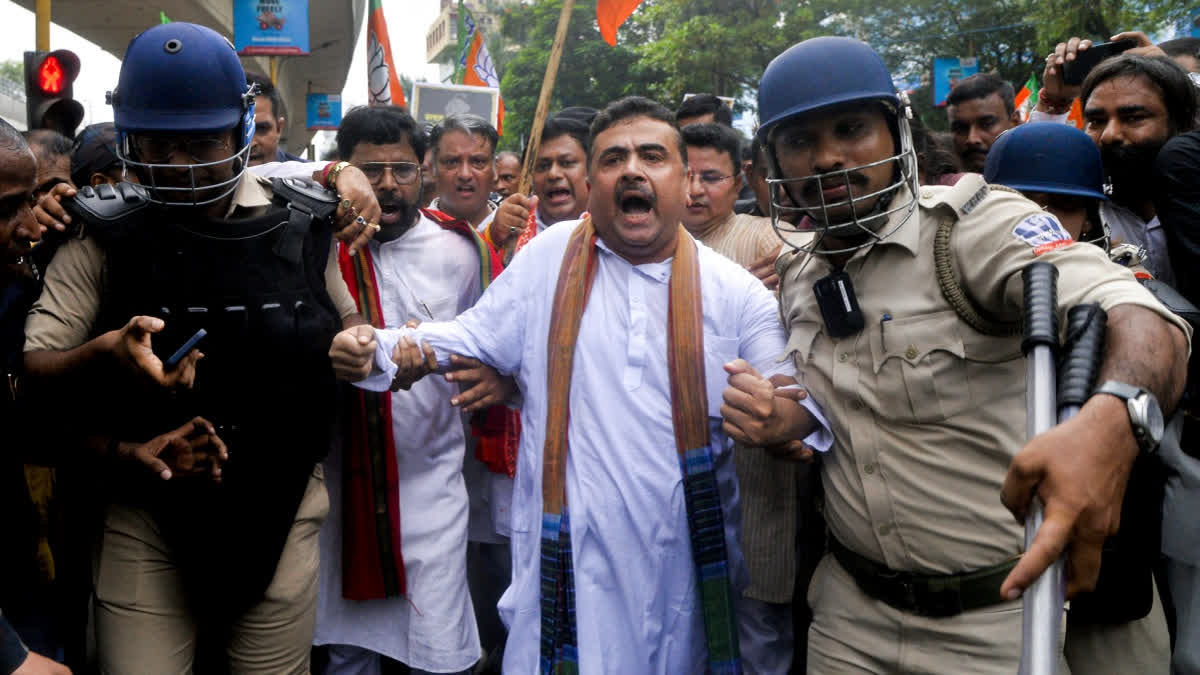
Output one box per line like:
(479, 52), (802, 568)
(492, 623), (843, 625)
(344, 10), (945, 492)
(867, 310), (969, 422)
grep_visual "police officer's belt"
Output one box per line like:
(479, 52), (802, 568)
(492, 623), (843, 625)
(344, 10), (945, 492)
(830, 538), (1017, 617)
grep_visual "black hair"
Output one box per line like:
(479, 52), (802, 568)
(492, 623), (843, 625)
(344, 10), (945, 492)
(429, 113), (498, 162)
(1159, 37), (1200, 62)
(336, 105), (427, 161)
(23, 129), (72, 158)
(908, 117), (961, 183)
(0, 118), (29, 155)
(589, 96), (687, 165)
(1081, 55), (1199, 134)
(245, 71), (283, 121)
(541, 115), (590, 156)
(680, 122), (743, 175)
(946, 73), (1016, 116)
(675, 93), (733, 126)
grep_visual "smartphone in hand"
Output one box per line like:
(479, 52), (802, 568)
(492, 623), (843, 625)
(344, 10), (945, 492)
(1063, 40), (1137, 85)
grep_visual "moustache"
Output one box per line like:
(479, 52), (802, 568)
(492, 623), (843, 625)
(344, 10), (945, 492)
(800, 171), (869, 199)
(615, 183), (656, 208)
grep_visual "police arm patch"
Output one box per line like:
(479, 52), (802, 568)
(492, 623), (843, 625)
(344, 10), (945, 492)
(1011, 213), (1073, 256)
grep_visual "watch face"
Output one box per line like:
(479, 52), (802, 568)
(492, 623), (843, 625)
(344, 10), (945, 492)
(1132, 395), (1165, 445)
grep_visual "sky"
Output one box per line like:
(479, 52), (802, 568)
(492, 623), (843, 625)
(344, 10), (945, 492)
(0, 0), (444, 137)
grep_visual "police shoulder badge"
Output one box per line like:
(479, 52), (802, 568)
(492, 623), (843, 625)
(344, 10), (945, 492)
(1012, 212), (1073, 256)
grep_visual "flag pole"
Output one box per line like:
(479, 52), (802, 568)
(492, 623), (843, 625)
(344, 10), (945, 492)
(508, 0), (575, 257)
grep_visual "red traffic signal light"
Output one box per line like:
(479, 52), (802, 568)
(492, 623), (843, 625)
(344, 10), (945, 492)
(38, 55), (66, 95)
(24, 50), (83, 138)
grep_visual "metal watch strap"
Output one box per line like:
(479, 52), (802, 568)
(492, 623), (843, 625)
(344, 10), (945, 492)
(1093, 380), (1154, 452)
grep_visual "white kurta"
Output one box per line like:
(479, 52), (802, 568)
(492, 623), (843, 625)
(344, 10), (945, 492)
(359, 219), (831, 674)
(315, 213), (485, 672)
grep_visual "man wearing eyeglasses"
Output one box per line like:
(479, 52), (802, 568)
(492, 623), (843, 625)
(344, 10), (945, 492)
(318, 105), (513, 675)
(680, 121), (808, 673)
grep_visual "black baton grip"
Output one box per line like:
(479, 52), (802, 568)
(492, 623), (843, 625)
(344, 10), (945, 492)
(1021, 262), (1060, 355)
(1057, 304), (1107, 410)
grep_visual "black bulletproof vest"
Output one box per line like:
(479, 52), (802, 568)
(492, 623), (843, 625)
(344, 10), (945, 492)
(87, 188), (340, 619)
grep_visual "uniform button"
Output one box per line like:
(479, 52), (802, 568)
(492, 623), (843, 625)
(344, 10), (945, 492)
(863, 462), (876, 474)
(905, 345), (919, 360)
(838, 352), (849, 362)
(878, 523), (892, 535)
(920, 188), (934, 199)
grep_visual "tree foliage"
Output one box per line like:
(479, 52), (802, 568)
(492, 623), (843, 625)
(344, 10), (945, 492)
(495, 0), (1188, 142)
(498, 0), (655, 150)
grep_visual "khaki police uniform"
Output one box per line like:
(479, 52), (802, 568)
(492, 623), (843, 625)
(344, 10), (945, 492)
(776, 174), (1189, 674)
(24, 173), (357, 674)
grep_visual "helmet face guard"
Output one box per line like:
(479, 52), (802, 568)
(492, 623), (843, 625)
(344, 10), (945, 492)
(109, 23), (258, 208)
(116, 135), (252, 208)
(763, 101), (920, 257)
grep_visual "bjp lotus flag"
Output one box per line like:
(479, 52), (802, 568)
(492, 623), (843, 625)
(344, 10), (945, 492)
(597, 0), (644, 46)
(458, 7), (505, 134)
(366, 0), (407, 109)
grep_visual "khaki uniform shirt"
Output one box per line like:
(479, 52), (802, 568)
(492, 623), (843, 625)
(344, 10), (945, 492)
(25, 173), (357, 352)
(777, 175), (1191, 575)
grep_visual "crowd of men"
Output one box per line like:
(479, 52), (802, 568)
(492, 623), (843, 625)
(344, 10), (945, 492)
(2, 17), (1200, 675)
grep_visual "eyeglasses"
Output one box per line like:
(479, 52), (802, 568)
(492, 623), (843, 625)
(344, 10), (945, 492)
(355, 161), (421, 185)
(690, 171), (737, 186)
(130, 134), (232, 164)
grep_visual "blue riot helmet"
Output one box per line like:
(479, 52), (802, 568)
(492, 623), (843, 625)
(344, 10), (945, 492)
(984, 123), (1110, 249)
(109, 23), (257, 207)
(757, 37), (919, 254)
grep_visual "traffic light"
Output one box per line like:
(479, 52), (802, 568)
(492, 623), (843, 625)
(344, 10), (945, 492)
(24, 50), (84, 138)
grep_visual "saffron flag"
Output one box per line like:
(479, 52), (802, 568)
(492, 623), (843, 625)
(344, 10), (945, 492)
(1067, 97), (1085, 130)
(457, 3), (505, 134)
(1014, 73), (1038, 122)
(366, 0), (407, 109)
(597, 0), (644, 46)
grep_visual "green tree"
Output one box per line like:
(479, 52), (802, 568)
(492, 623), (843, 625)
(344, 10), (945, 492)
(0, 59), (21, 85)
(1026, 0), (1193, 55)
(628, 0), (823, 110)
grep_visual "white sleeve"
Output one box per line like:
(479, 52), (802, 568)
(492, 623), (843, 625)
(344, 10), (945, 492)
(1029, 110), (1070, 125)
(351, 250), (532, 392)
(249, 160), (317, 179)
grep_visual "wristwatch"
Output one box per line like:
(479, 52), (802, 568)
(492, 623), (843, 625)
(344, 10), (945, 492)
(1093, 380), (1165, 454)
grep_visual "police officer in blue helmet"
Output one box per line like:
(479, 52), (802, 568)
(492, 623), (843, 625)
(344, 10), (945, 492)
(22, 22), (371, 673)
(751, 36), (1191, 673)
(984, 122), (1111, 250)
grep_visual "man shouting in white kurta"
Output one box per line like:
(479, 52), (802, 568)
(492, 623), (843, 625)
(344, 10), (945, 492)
(333, 97), (831, 674)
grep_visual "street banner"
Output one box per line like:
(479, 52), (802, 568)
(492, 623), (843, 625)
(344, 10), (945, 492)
(411, 82), (499, 129)
(306, 93), (342, 130)
(234, 0), (310, 56)
(933, 56), (978, 106)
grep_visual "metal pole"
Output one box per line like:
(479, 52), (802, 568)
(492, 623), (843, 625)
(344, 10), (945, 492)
(269, 56), (278, 85)
(1019, 262), (1060, 675)
(35, 0), (50, 51)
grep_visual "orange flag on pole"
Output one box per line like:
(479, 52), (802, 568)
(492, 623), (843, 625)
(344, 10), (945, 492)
(366, 0), (407, 109)
(459, 8), (505, 134)
(597, 0), (644, 46)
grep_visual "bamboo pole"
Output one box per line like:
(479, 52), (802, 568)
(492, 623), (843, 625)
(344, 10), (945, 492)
(506, 0), (575, 258)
